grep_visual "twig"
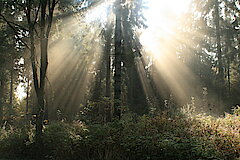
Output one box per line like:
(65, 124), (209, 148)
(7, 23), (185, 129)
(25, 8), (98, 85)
(0, 14), (30, 50)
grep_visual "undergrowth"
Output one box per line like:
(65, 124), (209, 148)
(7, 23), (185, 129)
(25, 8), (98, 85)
(0, 106), (239, 160)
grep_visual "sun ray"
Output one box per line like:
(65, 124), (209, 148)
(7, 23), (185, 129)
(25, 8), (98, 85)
(40, 3), (110, 118)
(137, 0), (209, 105)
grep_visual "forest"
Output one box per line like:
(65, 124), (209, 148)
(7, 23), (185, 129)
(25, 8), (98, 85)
(0, 0), (239, 159)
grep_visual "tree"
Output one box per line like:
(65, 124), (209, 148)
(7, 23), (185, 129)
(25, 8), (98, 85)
(104, 15), (113, 98)
(112, 0), (149, 117)
(0, 0), (59, 141)
(0, 19), (19, 124)
(113, 0), (122, 118)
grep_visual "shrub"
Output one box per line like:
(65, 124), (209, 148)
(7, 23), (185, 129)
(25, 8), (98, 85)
(42, 122), (73, 159)
(0, 124), (29, 159)
(0, 108), (239, 160)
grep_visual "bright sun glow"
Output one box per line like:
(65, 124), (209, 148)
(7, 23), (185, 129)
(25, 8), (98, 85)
(15, 58), (27, 101)
(141, 0), (192, 57)
(144, 0), (191, 26)
(139, 0), (195, 103)
(16, 84), (27, 101)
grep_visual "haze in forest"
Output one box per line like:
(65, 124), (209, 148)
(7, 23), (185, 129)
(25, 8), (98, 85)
(6, 0), (239, 118)
(0, 0), (240, 159)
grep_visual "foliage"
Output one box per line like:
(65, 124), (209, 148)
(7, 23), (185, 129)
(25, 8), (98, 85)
(80, 97), (113, 123)
(0, 122), (30, 159)
(0, 0), (240, 159)
(0, 107), (239, 160)
(41, 122), (73, 159)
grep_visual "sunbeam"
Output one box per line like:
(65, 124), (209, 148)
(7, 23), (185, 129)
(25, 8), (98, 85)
(139, 0), (206, 106)
(43, 3), (110, 118)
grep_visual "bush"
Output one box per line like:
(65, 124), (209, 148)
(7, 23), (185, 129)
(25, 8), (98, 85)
(42, 122), (73, 159)
(0, 109), (239, 160)
(0, 125), (29, 159)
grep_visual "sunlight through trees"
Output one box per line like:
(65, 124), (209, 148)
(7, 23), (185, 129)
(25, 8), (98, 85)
(0, 0), (239, 159)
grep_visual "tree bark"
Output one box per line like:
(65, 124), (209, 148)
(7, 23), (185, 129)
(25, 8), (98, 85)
(215, 1), (223, 81)
(215, 0), (224, 101)
(26, 0), (56, 142)
(35, 0), (49, 141)
(227, 57), (231, 96)
(105, 22), (112, 98)
(26, 0), (41, 141)
(26, 78), (29, 118)
(9, 66), (13, 106)
(0, 79), (4, 125)
(114, 0), (122, 119)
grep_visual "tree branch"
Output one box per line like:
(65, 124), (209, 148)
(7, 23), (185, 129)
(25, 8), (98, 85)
(33, 2), (41, 27)
(8, 21), (29, 32)
(0, 14), (29, 32)
(46, 0), (56, 37)
(0, 14), (30, 50)
(15, 1), (26, 10)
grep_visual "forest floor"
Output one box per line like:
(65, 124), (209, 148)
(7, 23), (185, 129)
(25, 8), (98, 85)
(0, 106), (240, 160)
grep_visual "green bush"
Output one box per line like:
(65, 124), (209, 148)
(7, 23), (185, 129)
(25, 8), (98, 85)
(0, 125), (29, 159)
(0, 109), (239, 160)
(42, 122), (73, 159)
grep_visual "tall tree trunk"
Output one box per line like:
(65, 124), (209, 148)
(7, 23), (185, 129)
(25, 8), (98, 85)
(215, 2), (223, 79)
(0, 79), (4, 125)
(225, 28), (232, 98)
(45, 79), (51, 122)
(105, 22), (112, 98)
(121, 1), (149, 114)
(106, 47), (111, 98)
(215, 0), (224, 92)
(35, 0), (48, 141)
(26, 78), (30, 118)
(227, 57), (231, 96)
(127, 65), (134, 106)
(9, 66), (13, 106)
(26, 0), (53, 142)
(103, 19), (113, 122)
(114, 0), (122, 119)
(26, 0), (41, 142)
